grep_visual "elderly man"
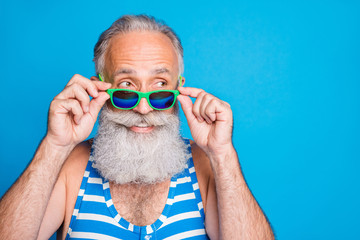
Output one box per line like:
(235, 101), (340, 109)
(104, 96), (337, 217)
(0, 15), (274, 239)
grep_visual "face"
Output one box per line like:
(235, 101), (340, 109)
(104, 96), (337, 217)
(103, 31), (180, 133)
(91, 31), (189, 184)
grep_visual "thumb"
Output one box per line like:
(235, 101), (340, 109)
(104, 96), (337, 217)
(89, 92), (110, 119)
(177, 94), (196, 123)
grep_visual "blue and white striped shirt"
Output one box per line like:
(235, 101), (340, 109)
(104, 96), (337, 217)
(66, 139), (209, 240)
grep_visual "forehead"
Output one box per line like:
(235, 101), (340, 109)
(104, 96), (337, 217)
(104, 31), (179, 77)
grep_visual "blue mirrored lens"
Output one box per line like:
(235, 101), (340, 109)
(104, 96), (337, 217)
(112, 91), (138, 109)
(149, 92), (175, 109)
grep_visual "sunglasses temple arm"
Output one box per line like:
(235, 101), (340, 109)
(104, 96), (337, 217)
(178, 76), (183, 87)
(99, 74), (104, 82)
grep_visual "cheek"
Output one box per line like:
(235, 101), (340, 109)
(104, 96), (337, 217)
(163, 109), (173, 114)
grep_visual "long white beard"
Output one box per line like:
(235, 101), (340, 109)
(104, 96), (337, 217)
(91, 105), (190, 184)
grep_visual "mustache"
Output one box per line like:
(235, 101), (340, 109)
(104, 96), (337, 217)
(100, 104), (179, 128)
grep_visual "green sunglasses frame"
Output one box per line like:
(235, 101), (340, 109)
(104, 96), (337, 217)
(99, 74), (180, 110)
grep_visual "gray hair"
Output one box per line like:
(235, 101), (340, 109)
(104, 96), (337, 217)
(93, 15), (184, 78)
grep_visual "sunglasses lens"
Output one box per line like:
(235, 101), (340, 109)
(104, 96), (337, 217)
(112, 90), (139, 109)
(149, 91), (175, 109)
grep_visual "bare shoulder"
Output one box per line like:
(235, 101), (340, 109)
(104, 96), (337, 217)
(38, 140), (92, 240)
(190, 141), (219, 239)
(190, 140), (214, 213)
(62, 139), (92, 207)
(61, 139), (92, 182)
(58, 139), (92, 239)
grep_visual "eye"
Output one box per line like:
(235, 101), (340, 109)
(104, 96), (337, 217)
(118, 81), (132, 88)
(155, 81), (167, 88)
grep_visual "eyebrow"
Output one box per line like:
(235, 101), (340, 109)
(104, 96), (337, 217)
(113, 68), (136, 77)
(113, 67), (171, 78)
(151, 67), (171, 75)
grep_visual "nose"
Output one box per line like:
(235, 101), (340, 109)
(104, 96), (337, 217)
(132, 97), (153, 114)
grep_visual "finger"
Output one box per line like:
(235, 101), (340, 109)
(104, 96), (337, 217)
(56, 99), (84, 125)
(56, 84), (91, 113)
(69, 76), (98, 98)
(199, 94), (215, 124)
(92, 80), (112, 91)
(67, 74), (95, 90)
(204, 99), (219, 123)
(88, 92), (110, 121)
(177, 94), (197, 123)
(205, 99), (231, 123)
(67, 74), (111, 98)
(178, 86), (206, 98)
(192, 91), (207, 123)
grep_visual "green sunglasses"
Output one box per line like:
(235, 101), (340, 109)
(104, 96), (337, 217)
(99, 74), (181, 110)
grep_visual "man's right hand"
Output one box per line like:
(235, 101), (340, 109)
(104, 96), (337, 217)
(46, 74), (111, 148)
(0, 74), (111, 240)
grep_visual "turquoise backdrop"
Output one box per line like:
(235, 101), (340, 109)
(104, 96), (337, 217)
(1, 1), (359, 239)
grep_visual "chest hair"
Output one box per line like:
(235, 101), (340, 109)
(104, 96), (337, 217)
(109, 180), (170, 226)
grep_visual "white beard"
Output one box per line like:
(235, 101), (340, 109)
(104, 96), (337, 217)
(91, 104), (190, 184)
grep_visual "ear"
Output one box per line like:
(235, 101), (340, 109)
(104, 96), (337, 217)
(179, 76), (185, 87)
(90, 76), (99, 81)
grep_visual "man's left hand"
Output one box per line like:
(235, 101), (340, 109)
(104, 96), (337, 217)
(177, 87), (234, 157)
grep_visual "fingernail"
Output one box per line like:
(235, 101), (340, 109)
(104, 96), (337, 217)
(197, 116), (203, 122)
(85, 106), (89, 113)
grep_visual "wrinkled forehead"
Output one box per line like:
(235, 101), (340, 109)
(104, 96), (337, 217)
(104, 31), (179, 80)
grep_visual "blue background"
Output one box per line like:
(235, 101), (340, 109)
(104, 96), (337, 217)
(1, 1), (359, 239)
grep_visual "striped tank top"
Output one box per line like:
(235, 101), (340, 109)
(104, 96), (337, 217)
(66, 139), (209, 240)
